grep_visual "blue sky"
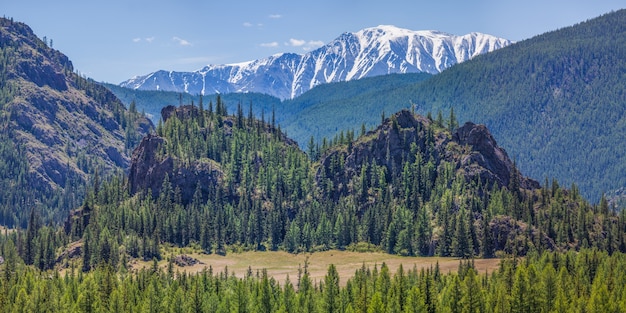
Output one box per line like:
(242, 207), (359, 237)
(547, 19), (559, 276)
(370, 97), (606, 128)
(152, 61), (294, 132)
(3, 0), (624, 84)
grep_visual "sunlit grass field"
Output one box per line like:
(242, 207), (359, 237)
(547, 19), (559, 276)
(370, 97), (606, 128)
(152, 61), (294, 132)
(131, 250), (502, 286)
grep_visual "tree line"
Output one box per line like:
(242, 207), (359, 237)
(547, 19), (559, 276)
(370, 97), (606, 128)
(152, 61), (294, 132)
(0, 244), (624, 312)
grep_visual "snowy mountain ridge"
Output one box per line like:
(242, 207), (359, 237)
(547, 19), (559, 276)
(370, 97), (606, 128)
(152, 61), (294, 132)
(120, 25), (512, 99)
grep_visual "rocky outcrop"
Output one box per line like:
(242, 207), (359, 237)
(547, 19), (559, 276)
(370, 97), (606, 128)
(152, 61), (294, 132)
(489, 215), (556, 254)
(128, 104), (302, 204)
(64, 205), (92, 236)
(161, 104), (200, 123)
(128, 134), (223, 204)
(172, 255), (204, 267)
(316, 110), (438, 198)
(452, 122), (540, 190)
(316, 110), (539, 200)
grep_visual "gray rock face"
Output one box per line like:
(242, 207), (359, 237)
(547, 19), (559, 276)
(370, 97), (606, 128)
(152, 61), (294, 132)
(453, 122), (540, 190)
(128, 134), (223, 205)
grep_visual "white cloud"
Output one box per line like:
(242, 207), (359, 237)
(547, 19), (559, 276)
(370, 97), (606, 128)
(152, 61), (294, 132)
(304, 40), (325, 50)
(260, 42), (279, 48)
(269, 14), (282, 19)
(133, 37), (156, 43)
(172, 36), (192, 46)
(243, 22), (264, 28)
(285, 39), (325, 51)
(287, 38), (306, 47)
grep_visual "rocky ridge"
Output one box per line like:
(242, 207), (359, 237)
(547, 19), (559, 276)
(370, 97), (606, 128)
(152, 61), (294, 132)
(316, 110), (539, 200)
(128, 133), (223, 204)
(129, 106), (538, 208)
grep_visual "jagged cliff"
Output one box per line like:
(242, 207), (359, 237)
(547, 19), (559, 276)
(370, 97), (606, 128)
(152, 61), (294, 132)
(128, 133), (224, 204)
(128, 104), (299, 204)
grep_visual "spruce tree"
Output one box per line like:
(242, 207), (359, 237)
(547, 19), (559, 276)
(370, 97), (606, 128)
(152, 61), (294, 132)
(323, 264), (340, 313)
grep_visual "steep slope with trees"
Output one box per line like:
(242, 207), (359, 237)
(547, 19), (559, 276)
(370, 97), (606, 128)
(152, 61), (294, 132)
(403, 9), (626, 203)
(0, 18), (152, 226)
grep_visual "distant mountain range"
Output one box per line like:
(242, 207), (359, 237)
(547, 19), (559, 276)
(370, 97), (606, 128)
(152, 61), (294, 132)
(120, 26), (511, 99)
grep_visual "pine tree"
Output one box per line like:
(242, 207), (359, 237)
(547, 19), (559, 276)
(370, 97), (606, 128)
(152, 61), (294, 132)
(452, 209), (473, 258)
(404, 286), (427, 313)
(307, 136), (316, 160)
(24, 209), (38, 265)
(448, 107), (458, 131)
(436, 110), (444, 127)
(368, 291), (385, 313)
(82, 226), (93, 272)
(324, 264), (340, 313)
(460, 269), (483, 313)
(510, 265), (529, 313)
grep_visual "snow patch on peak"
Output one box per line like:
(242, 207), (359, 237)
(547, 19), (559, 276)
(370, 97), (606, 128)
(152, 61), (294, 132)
(225, 59), (255, 68)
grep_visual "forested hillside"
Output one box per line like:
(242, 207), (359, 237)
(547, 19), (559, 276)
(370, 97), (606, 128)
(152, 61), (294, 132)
(0, 18), (152, 227)
(104, 82), (281, 126)
(2, 13), (625, 312)
(39, 101), (622, 274)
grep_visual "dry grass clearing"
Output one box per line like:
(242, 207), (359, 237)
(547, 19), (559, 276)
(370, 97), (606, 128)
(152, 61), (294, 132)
(131, 250), (502, 286)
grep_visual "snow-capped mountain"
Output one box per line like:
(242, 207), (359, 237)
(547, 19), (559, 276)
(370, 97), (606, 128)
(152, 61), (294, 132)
(120, 25), (512, 99)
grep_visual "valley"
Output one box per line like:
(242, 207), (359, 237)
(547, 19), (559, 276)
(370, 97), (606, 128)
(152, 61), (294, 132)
(0, 8), (626, 313)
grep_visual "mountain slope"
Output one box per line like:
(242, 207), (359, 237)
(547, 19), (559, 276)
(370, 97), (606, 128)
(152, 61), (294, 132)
(0, 18), (152, 226)
(280, 10), (626, 202)
(120, 26), (510, 99)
